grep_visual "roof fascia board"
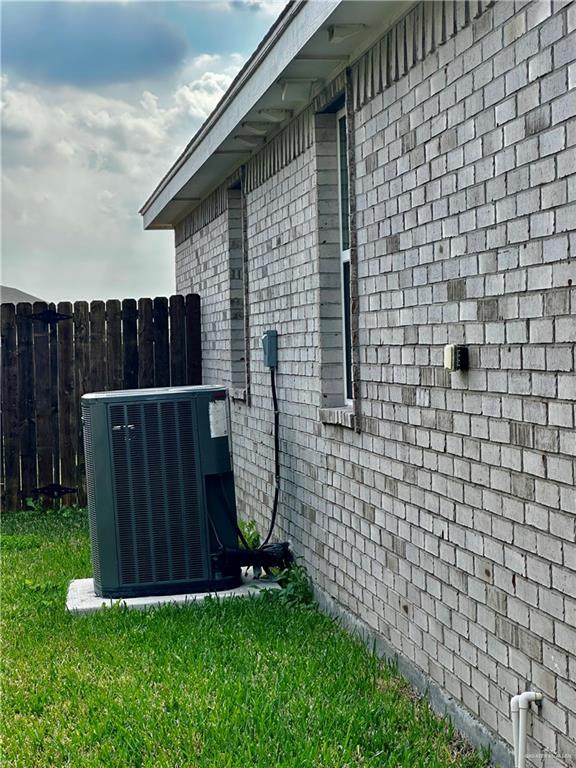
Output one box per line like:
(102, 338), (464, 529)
(142, 0), (340, 229)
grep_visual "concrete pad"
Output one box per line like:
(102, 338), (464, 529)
(66, 571), (281, 615)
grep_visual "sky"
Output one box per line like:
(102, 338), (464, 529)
(1, 0), (285, 302)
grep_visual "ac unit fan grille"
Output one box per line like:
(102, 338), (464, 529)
(109, 400), (206, 585)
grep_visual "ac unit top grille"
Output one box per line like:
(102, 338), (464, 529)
(83, 385), (226, 401)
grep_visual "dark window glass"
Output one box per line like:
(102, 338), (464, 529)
(342, 259), (352, 400)
(338, 115), (350, 251)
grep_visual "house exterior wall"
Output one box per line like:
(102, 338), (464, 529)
(176, 210), (231, 386)
(175, 2), (576, 765)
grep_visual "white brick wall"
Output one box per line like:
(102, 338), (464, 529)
(175, 2), (576, 765)
(176, 210), (232, 387)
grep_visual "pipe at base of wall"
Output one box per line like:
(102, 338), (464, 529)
(510, 692), (543, 768)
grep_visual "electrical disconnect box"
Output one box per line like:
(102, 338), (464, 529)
(262, 330), (278, 368)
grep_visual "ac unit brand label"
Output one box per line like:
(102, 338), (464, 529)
(209, 399), (228, 438)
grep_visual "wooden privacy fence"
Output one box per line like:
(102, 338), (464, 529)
(1, 295), (201, 510)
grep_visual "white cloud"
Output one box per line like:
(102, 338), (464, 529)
(54, 139), (76, 160)
(174, 71), (234, 120)
(229, 0), (286, 17)
(183, 52), (245, 75)
(176, 52), (244, 112)
(1, 52), (246, 301)
(2, 86), (61, 145)
(2, 51), (244, 170)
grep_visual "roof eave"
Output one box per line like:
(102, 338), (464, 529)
(141, 0), (412, 230)
(140, 0), (341, 230)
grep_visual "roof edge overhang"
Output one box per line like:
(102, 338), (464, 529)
(141, 0), (411, 230)
(140, 0), (338, 230)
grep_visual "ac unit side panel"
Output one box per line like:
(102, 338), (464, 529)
(194, 392), (233, 476)
(192, 390), (240, 556)
(83, 400), (121, 596)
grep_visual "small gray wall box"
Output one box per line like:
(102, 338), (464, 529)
(262, 330), (278, 369)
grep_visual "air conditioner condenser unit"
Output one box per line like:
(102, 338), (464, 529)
(81, 385), (242, 598)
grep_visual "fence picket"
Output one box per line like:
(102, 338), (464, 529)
(17, 304), (37, 503)
(49, 304), (60, 493)
(1, 304), (19, 510)
(57, 302), (77, 501)
(122, 299), (138, 389)
(138, 298), (154, 388)
(89, 301), (106, 392)
(74, 302), (90, 505)
(32, 302), (53, 491)
(170, 295), (186, 386)
(153, 297), (169, 387)
(106, 300), (123, 391)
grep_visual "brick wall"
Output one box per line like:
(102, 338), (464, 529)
(175, 2), (576, 764)
(176, 210), (231, 387)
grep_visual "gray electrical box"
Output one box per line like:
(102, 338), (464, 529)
(82, 385), (241, 598)
(262, 330), (278, 368)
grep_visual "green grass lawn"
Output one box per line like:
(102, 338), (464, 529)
(1, 509), (489, 768)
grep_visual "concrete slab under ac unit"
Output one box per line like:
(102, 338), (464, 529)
(66, 572), (281, 615)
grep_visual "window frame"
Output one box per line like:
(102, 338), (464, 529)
(336, 105), (353, 404)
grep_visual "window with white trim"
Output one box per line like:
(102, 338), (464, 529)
(315, 100), (355, 424)
(336, 106), (353, 403)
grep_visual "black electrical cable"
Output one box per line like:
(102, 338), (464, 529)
(218, 473), (289, 566)
(217, 474), (252, 550)
(206, 509), (224, 549)
(260, 365), (280, 548)
(215, 364), (282, 559)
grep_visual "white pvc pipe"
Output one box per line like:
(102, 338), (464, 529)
(510, 692), (542, 768)
(518, 706), (529, 768)
(510, 696), (520, 767)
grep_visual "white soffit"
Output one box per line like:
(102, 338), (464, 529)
(141, 0), (410, 230)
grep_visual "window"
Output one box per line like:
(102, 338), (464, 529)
(315, 100), (356, 426)
(337, 107), (353, 403)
